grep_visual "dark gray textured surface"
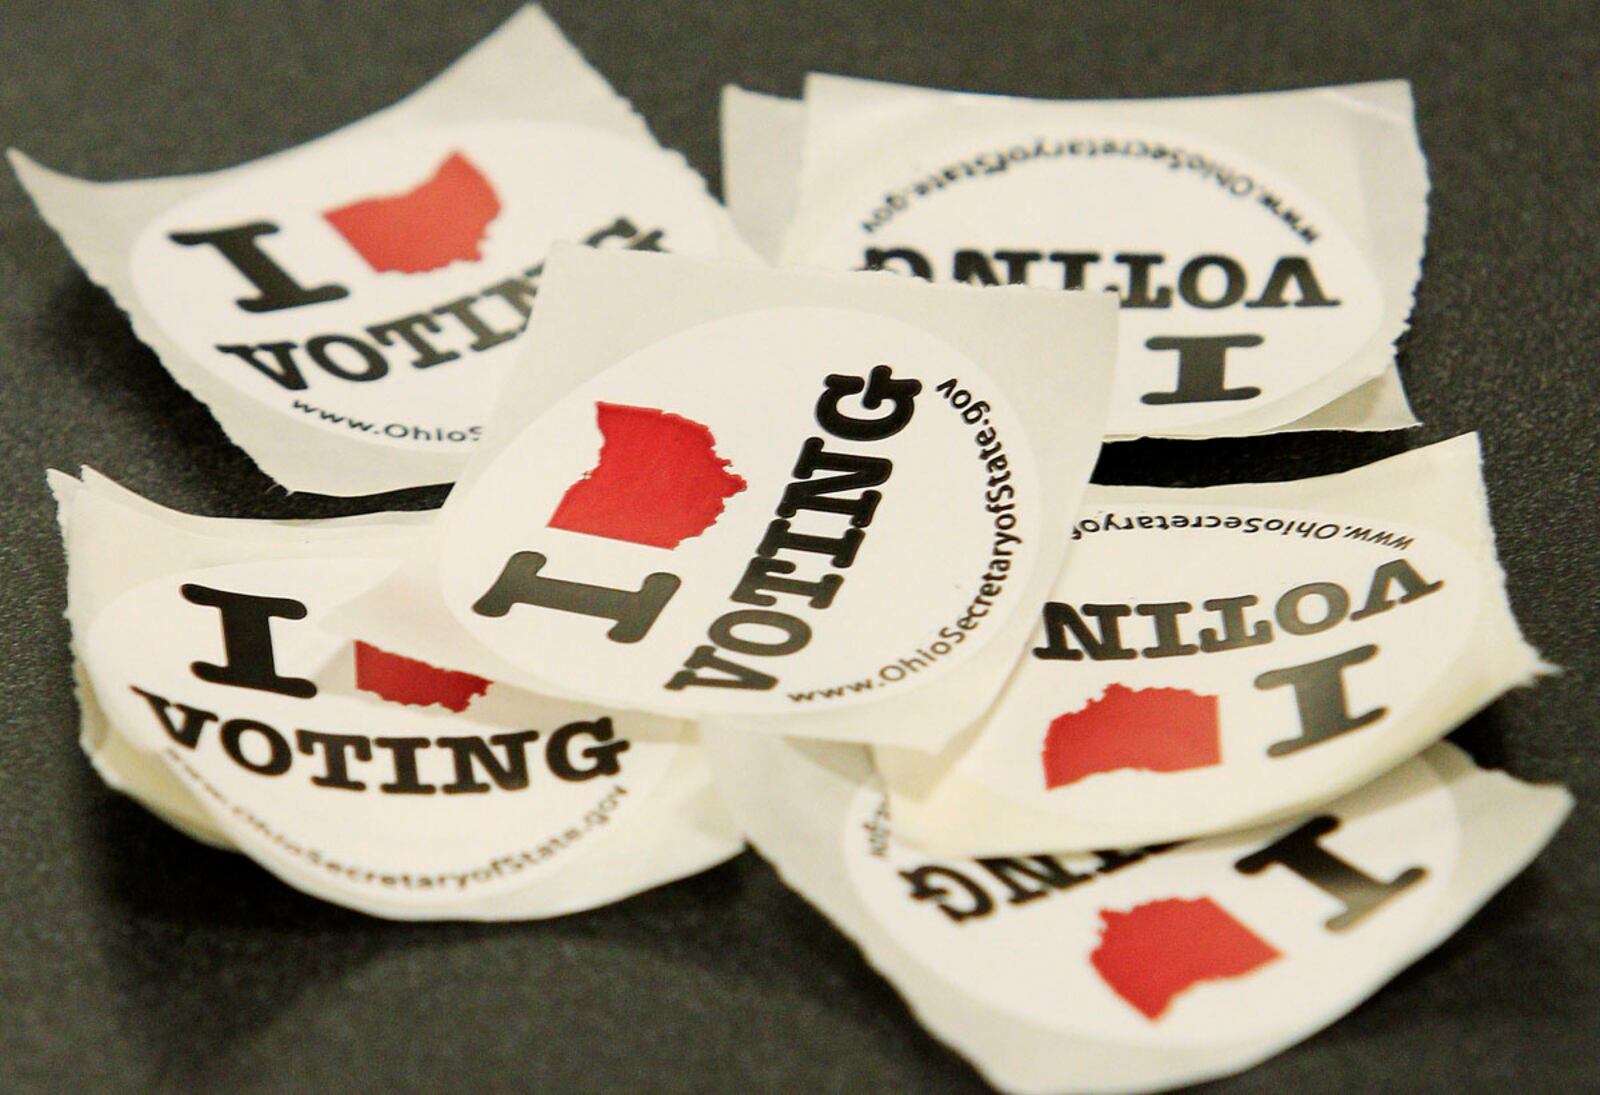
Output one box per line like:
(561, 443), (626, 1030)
(1, 1), (1595, 1090)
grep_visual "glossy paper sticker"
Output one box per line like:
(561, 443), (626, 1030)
(52, 469), (740, 920)
(336, 244), (1118, 748)
(13, 7), (755, 495)
(703, 729), (1570, 1094)
(877, 436), (1547, 856)
(725, 76), (1428, 439)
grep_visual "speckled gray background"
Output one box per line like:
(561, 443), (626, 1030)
(1, 1), (1595, 1090)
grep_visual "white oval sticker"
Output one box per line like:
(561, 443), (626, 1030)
(439, 305), (1042, 713)
(794, 127), (1385, 433)
(132, 121), (721, 450)
(84, 557), (680, 906)
(845, 758), (1456, 1046)
(913, 503), (1479, 852)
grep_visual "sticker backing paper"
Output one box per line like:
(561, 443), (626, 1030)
(52, 469), (741, 920)
(13, 7), (755, 495)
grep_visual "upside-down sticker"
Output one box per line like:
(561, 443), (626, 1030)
(700, 728), (1570, 1094)
(875, 437), (1546, 856)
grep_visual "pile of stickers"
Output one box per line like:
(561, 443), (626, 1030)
(16, 8), (1571, 1092)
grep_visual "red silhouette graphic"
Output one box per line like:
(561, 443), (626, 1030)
(323, 152), (501, 274)
(354, 641), (491, 712)
(1091, 897), (1280, 1020)
(1042, 683), (1220, 788)
(549, 403), (748, 549)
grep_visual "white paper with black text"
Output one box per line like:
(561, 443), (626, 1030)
(331, 244), (1118, 748)
(51, 469), (740, 920)
(705, 729), (1570, 1094)
(722, 77), (1427, 439)
(875, 435), (1548, 856)
(13, 7), (755, 496)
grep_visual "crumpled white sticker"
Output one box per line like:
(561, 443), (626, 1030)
(328, 244), (1117, 749)
(704, 729), (1570, 1094)
(876, 435), (1550, 856)
(722, 76), (1428, 439)
(51, 468), (741, 920)
(12, 7), (755, 497)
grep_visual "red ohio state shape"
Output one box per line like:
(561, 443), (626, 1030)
(1042, 683), (1221, 788)
(354, 641), (491, 712)
(1090, 897), (1281, 1020)
(548, 402), (748, 549)
(323, 151), (501, 274)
